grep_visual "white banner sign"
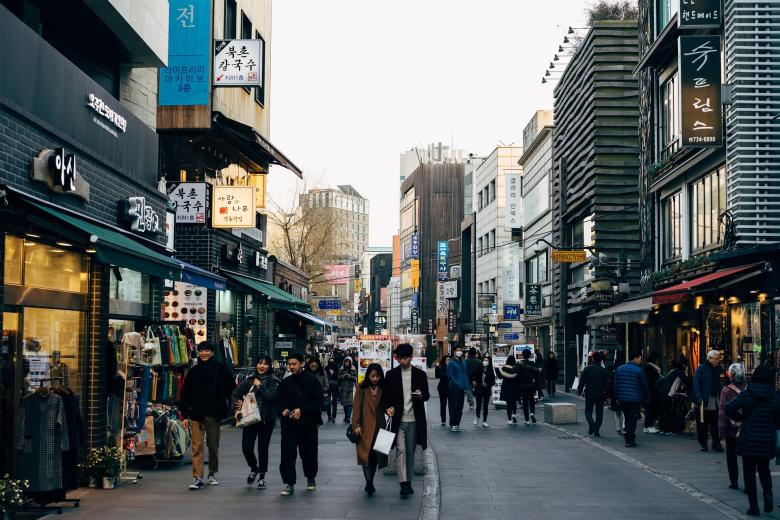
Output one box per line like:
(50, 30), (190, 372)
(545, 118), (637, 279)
(436, 283), (447, 318)
(505, 172), (521, 229)
(168, 182), (207, 223)
(503, 245), (520, 302)
(442, 280), (458, 299)
(212, 185), (256, 228)
(213, 39), (262, 86)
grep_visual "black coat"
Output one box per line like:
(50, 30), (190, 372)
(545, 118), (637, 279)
(469, 365), (496, 397)
(435, 364), (449, 396)
(498, 365), (520, 403)
(232, 372), (281, 425)
(273, 371), (324, 427)
(545, 357), (560, 380)
(726, 383), (780, 459)
(380, 366), (430, 449)
(578, 364), (609, 400)
(180, 358), (235, 421)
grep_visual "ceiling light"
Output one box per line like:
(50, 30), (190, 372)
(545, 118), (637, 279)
(56, 241), (73, 247)
(24, 241), (36, 246)
(25, 232), (40, 239)
(48, 248), (65, 254)
(85, 248), (97, 254)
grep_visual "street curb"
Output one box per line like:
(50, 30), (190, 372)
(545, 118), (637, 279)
(419, 443), (440, 520)
(542, 422), (745, 520)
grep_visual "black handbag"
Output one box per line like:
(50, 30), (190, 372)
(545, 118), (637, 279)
(346, 388), (364, 444)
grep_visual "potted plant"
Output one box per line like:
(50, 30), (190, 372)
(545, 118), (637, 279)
(0, 474), (29, 519)
(85, 447), (123, 489)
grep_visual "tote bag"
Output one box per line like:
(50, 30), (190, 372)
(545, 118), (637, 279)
(237, 392), (262, 427)
(373, 415), (396, 456)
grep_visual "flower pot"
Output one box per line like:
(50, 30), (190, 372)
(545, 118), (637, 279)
(101, 477), (115, 489)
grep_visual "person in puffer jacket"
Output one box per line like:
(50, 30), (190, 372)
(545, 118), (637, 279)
(614, 350), (650, 448)
(499, 356), (521, 425)
(726, 365), (780, 517)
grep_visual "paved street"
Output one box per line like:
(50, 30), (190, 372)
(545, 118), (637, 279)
(39, 381), (777, 520)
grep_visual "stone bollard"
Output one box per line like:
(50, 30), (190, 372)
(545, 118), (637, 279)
(544, 402), (577, 424)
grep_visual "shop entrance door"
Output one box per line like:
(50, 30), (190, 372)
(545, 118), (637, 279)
(1, 310), (21, 476)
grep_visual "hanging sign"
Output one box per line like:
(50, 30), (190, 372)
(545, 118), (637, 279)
(504, 304), (521, 321)
(679, 35), (722, 148)
(159, 0), (211, 105)
(505, 172), (521, 229)
(213, 39), (262, 86)
(442, 281), (458, 299)
(125, 196), (162, 234)
(679, 0), (721, 29)
(212, 185), (256, 228)
(447, 310), (458, 333)
(168, 182), (208, 223)
(552, 249), (587, 263)
(525, 284), (542, 316)
(438, 240), (449, 281)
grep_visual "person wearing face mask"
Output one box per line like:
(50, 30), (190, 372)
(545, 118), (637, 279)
(434, 355), (451, 426)
(447, 347), (470, 432)
(470, 355), (496, 428)
(232, 355), (280, 489)
(180, 341), (236, 490)
(339, 358), (358, 423)
(352, 364), (388, 496)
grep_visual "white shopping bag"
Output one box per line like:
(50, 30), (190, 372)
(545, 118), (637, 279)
(373, 415), (396, 456)
(237, 392), (261, 427)
(571, 377), (580, 392)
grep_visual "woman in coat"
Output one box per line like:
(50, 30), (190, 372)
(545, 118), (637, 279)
(470, 354), (496, 428)
(307, 357), (330, 418)
(499, 355), (520, 425)
(719, 363), (746, 491)
(434, 355), (451, 426)
(339, 357), (358, 423)
(231, 355), (280, 489)
(726, 365), (780, 516)
(325, 359), (339, 423)
(658, 359), (688, 434)
(545, 351), (560, 398)
(351, 363), (388, 496)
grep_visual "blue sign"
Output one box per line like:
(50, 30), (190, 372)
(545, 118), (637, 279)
(504, 304), (521, 321)
(159, 0), (211, 106)
(504, 332), (520, 341)
(497, 322), (513, 329)
(317, 299), (341, 310)
(438, 241), (449, 281)
(410, 293), (419, 310)
(411, 234), (419, 259)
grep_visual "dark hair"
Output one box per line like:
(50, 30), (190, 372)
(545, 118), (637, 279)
(287, 352), (304, 363)
(593, 351), (604, 363)
(396, 343), (413, 358)
(647, 351), (660, 364)
(752, 365), (775, 385)
(468, 347), (477, 357)
(308, 357), (323, 372)
(506, 355), (517, 366)
(548, 351), (555, 357)
(197, 341), (215, 351)
(630, 349), (643, 360)
(521, 349), (532, 360)
(360, 363), (385, 389)
(440, 354), (451, 364)
(255, 354), (273, 367)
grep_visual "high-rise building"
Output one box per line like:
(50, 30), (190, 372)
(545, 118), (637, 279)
(399, 142), (468, 183)
(300, 185), (370, 264)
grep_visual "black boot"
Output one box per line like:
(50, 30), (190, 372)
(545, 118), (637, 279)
(765, 492), (773, 513)
(746, 504), (760, 517)
(365, 480), (375, 496)
(400, 482), (409, 497)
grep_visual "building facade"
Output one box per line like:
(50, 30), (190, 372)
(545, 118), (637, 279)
(399, 142), (468, 184)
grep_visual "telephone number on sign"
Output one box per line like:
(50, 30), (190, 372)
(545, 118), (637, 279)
(687, 136), (717, 143)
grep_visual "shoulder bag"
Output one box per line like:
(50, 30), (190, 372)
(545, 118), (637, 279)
(346, 387), (364, 444)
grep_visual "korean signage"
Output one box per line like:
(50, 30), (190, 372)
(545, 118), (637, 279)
(503, 245), (520, 302)
(436, 283), (447, 318)
(447, 310), (458, 333)
(504, 332), (520, 341)
(505, 172), (521, 229)
(679, 0), (721, 29)
(504, 304), (521, 321)
(427, 318), (435, 336)
(357, 336), (392, 383)
(86, 93), (127, 137)
(324, 264), (350, 285)
(159, 0), (211, 105)
(410, 259), (420, 289)
(437, 240), (449, 281)
(212, 186), (256, 228)
(442, 281), (458, 299)
(164, 282), (207, 342)
(168, 182), (207, 223)
(30, 148), (90, 201)
(525, 284), (542, 316)
(317, 299), (342, 310)
(552, 249), (587, 263)
(680, 35), (722, 148)
(213, 39), (262, 86)
(410, 309), (419, 334)
(410, 234), (419, 259)
(478, 294), (495, 308)
(125, 196), (161, 234)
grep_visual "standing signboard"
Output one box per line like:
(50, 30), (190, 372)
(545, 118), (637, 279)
(213, 39), (262, 86)
(438, 241), (449, 281)
(164, 282), (208, 342)
(679, 35), (722, 148)
(357, 335), (392, 383)
(394, 334), (427, 372)
(159, 0), (211, 105)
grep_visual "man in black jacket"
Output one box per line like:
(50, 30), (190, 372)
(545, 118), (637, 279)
(578, 351), (609, 436)
(382, 343), (430, 498)
(274, 353), (323, 496)
(180, 341), (235, 490)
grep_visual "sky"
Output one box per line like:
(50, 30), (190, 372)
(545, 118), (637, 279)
(268, 0), (590, 247)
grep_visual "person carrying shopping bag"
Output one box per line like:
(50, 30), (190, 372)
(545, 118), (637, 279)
(351, 363), (388, 496)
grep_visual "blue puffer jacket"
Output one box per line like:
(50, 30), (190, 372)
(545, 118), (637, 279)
(726, 383), (780, 459)
(691, 362), (722, 405)
(447, 358), (470, 392)
(614, 363), (650, 404)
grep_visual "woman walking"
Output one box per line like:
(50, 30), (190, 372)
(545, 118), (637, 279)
(352, 363), (388, 496)
(308, 358), (330, 421)
(435, 355), (451, 426)
(545, 351), (559, 398)
(658, 359), (687, 434)
(719, 363), (746, 491)
(499, 355), (520, 425)
(726, 365), (780, 517)
(339, 357), (358, 423)
(232, 355), (280, 489)
(325, 359), (339, 423)
(470, 354), (495, 428)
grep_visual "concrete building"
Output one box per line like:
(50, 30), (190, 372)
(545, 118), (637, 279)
(356, 246), (392, 332)
(519, 111), (555, 354)
(301, 185), (370, 264)
(399, 142), (468, 183)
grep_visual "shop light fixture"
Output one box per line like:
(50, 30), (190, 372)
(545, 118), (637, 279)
(48, 248), (65, 254)
(85, 248), (97, 254)
(728, 296), (739, 304)
(25, 232), (40, 239)
(672, 304), (681, 312)
(750, 290), (758, 294)
(759, 293), (768, 302)
(694, 296), (704, 309)
(24, 241), (36, 247)
(56, 240), (73, 247)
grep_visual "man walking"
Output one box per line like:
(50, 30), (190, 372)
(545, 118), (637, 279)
(578, 351), (609, 436)
(382, 343), (430, 497)
(447, 346), (470, 431)
(517, 349), (541, 424)
(465, 348), (480, 410)
(692, 350), (724, 452)
(274, 353), (323, 496)
(614, 350), (650, 447)
(180, 341), (235, 490)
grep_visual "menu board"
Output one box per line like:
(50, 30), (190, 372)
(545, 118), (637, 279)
(163, 282), (207, 340)
(357, 335), (392, 383)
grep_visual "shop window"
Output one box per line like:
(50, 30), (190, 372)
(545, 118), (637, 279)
(572, 215), (595, 248)
(656, 0), (679, 34)
(524, 174), (549, 224)
(224, 0), (237, 38)
(731, 303), (762, 374)
(4, 236), (88, 293)
(4, 235), (23, 285)
(217, 290), (235, 314)
(663, 191), (682, 260)
(526, 250), (549, 283)
(659, 72), (680, 160)
(109, 268), (149, 303)
(692, 166), (726, 251)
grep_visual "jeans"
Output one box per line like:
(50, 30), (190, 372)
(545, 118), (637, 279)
(438, 390), (448, 424)
(585, 397), (604, 433)
(279, 425), (318, 485)
(520, 388), (536, 421)
(396, 421), (418, 484)
(241, 422), (274, 474)
(448, 387), (465, 426)
(725, 436), (739, 486)
(343, 404), (353, 422)
(191, 417), (220, 477)
(328, 389), (338, 421)
(697, 409), (721, 448)
(475, 390), (491, 422)
(466, 385), (475, 406)
(622, 402), (642, 444)
(743, 456), (772, 508)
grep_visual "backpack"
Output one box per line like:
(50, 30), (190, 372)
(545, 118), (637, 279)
(517, 363), (535, 387)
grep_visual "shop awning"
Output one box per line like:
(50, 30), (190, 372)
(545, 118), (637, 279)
(177, 259), (227, 291)
(284, 310), (332, 328)
(587, 297), (653, 326)
(651, 263), (766, 305)
(222, 271), (310, 311)
(27, 201), (181, 280)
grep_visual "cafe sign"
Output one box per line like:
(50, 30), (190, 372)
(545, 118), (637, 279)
(679, 0), (721, 29)
(679, 35), (722, 148)
(30, 148), (90, 201)
(125, 196), (162, 234)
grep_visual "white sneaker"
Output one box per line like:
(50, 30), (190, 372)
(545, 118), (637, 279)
(644, 427), (659, 434)
(482, 422), (490, 428)
(524, 420), (530, 425)
(207, 473), (219, 486)
(507, 420), (513, 425)
(473, 418), (479, 426)
(189, 477), (204, 490)
(451, 426), (457, 432)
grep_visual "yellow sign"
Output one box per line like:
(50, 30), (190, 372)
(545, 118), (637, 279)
(280, 350), (289, 358)
(552, 249), (587, 263)
(411, 259), (420, 289)
(354, 279), (362, 293)
(211, 185), (256, 228)
(328, 310), (342, 316)
(248, 173), (266, 209)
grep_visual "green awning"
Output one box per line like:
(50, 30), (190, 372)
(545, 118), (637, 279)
(29, 202), (181, 280)
(223, 272), (310, 311)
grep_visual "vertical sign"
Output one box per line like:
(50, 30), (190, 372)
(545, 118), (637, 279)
(524, 284), (542, 316)
(447, 310), (458, 333)
(503, 246), (520, 302)
(159, 0), (211, 106)
(410, 234), (419, 259)
(679, 0), (721, 29)
(438, 240), (449, 281)
(679, 35), (722, 148)
(410, 309), (419, 334)
(505, 172), (521, 229)
(436, 282), (447, 318)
